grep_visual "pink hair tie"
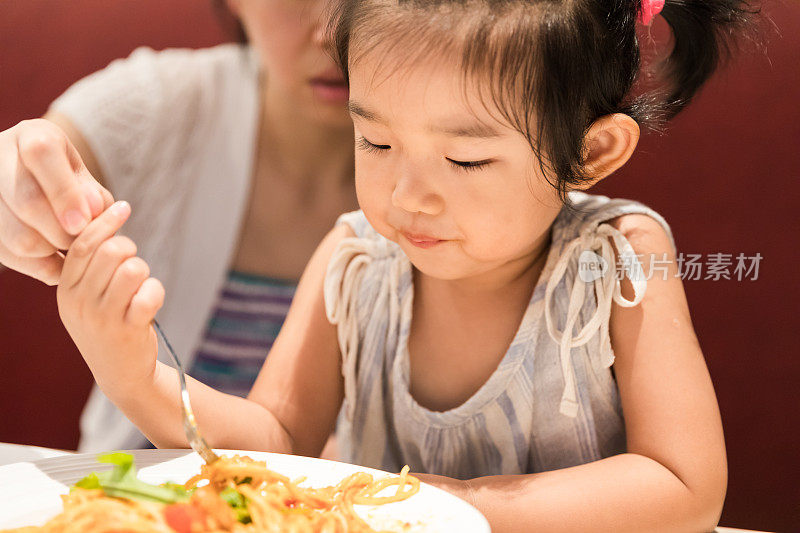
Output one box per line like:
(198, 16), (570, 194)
(638, 0), (665, 25)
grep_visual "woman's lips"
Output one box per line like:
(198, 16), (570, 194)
(401, 231), (445, 249)
(309, 77), (349, 103)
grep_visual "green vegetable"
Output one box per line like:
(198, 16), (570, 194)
(73, 452), (191, 504)
(220, 487), (251, 524)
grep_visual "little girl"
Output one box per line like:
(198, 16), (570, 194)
(55, 0), (756, 529)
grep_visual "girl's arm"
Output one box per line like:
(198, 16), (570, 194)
(418, 214), (727, 533)
(57, 204), (349, 456)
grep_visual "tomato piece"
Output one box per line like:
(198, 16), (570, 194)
(164, 503), (205, 533)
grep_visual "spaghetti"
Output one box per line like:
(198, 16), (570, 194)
(4, 455), (421, 533)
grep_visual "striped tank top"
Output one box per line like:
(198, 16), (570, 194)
(323, 192), (674, 478)
(189, 271), (297, 397)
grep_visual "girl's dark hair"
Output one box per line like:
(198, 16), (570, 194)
(330, 0), (760, 200)
(212, 0), (248, 44)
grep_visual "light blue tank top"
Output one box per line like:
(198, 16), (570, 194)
(323, 192), (674, 478)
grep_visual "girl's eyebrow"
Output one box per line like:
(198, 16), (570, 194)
(348, 100), (502, 139)
(438, 122), (502, 139)
(348, 101), (381, 122)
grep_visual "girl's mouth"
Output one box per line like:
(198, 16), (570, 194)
(401, 231), (445, 249)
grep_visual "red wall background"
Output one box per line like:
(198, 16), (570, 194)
(1, 1), (798, 530)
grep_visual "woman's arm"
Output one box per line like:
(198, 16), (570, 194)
(57, 205), (350, 455)
(418, 214), (726, 533)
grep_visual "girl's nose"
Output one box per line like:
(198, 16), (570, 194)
(391, 169), (444, 216)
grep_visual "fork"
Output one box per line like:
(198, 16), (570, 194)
(152, 319), (219, 464)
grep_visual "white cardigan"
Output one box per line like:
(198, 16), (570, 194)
(51, 44), (260, 452)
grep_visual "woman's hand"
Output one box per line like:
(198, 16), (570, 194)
(56, 201), (164, 398)
(0, 118), (113, 284)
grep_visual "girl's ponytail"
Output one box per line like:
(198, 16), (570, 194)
(655, 0), (760, 119)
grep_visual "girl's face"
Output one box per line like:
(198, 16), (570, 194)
(349, 54), (564, 282)
(229, 0), (350, 125)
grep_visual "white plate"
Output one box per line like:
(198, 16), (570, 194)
(0, 449), (491, 532)
(0, 443), (72, 466)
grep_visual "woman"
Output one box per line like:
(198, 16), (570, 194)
(0, 0), (356, 452)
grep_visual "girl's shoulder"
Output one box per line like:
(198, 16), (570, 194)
(335, 210), (375, 240)
(324, 210), (409, 334)
(555, 192), (676, 253)
(333, 210), (405, 260)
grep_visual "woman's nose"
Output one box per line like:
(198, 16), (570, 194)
(311, 22), (327, 47)
(391, 169), (444, 216)
(310, 3), (333, 48)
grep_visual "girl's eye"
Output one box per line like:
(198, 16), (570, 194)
(446, 158), (493, 172)
(357, 136), (390, 154)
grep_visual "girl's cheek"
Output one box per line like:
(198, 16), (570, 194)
(354, 171), (384, 215)
(355, 168), (395, 230)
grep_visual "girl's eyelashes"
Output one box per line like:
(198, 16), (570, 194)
(446, 158), (493, 172)
(357, 135), (494, 172)
(356, 136), (390, 154)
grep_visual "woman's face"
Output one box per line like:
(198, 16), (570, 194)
(228, 0), (350, 126)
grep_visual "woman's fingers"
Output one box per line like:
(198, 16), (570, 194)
(0, 144), (74, 252)
(0, 238), (63, 285)
(0, 195), (57, 258)
(62, 133), (114, 217)
(60, 201), (131, 289)
(126, 277), (165, 327)
(0, 119), (114, 283)
(81, 235), (138, 301)
(89, 180), (115, 215)
(15, 120), (92, 235)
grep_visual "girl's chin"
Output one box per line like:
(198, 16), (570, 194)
(412, 264), (469, 282)
(403, 248), (470, 281)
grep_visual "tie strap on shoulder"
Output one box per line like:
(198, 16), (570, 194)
(544, 223), (647, 417)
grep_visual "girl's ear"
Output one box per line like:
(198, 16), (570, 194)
(578, 113), (640, 188)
